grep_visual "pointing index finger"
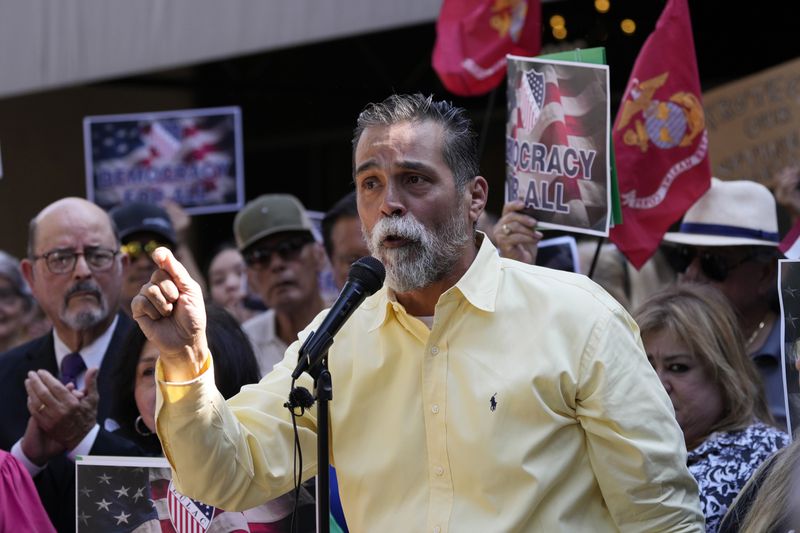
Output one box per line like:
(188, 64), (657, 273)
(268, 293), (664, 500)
(151, 247), (195, 293)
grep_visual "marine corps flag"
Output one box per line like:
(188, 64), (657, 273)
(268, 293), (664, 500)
(609, 0), (711, 268)
(433, 0), (541, 97)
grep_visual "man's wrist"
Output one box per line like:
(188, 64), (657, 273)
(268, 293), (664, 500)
(67, 424), (100, 460)
(13, 439), (48, 473)
(160, 343), (211, 382)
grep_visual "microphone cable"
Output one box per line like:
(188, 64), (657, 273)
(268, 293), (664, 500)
(284, 378), (315, 533)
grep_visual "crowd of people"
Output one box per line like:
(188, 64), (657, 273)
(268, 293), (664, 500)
(0, 93), (798, 532)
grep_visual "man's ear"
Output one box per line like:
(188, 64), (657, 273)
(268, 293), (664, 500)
(20, 258), (35, 289)
(467, 176), (489, 224)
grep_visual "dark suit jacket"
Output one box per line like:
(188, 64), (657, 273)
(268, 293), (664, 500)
(0, 313), (137, 533)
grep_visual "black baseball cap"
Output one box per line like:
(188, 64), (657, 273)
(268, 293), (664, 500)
(109, 202), (177, 246)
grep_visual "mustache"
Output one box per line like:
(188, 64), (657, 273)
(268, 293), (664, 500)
(369, 215), (426, 247)
(64, 281), (102, 302)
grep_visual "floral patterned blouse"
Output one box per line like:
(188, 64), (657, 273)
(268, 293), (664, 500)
(688, 421), (789, 533)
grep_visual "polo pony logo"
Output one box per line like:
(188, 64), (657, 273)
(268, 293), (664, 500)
(490, 393), (498, 412)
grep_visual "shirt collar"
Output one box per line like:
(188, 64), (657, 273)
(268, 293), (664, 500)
(362, 232), (500, 332)
(54, 314), (120, 372)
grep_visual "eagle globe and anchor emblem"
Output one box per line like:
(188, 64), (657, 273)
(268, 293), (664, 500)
(615, 71), (708, 209)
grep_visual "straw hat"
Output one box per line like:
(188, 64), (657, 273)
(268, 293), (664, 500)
(663, 178), (779, 247)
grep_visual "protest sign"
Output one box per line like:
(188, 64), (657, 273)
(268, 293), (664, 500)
(704, 57), (800, 185)
(778, 259), (800, 437)
(84, 107), (244, 215)
(535, 235), (580, 273)
(76, 455), (308, 532)
(506, 54), (611, 237)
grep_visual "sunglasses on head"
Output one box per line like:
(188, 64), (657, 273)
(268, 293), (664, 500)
(667, 245), (763, 282)
(121, 240), (170, 261)
(244, 235), (315, 269)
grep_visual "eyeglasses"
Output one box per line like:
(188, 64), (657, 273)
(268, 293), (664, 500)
(243, 235), (314, 270)
(32, 247), (119, 275)
(121, 240), (170, 262)
(667, 246), (763, 282)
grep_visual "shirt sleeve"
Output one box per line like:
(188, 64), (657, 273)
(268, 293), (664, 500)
(0, 450), (57, 532)
(155, 337), (319, 511)
(575, 305), (705, 532)
(9, 439), (46, 478)
(67, 424), (99, 461)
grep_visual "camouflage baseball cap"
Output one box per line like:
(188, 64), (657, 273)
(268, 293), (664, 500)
(234, 194), (314, 252)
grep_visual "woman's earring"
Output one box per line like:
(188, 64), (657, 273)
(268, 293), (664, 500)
(135, 415), (153, 436)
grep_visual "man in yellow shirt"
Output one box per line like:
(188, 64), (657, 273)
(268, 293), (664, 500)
(134, 94), (703, 531)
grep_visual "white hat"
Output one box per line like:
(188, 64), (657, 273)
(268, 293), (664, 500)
(663, 178), (779, 247)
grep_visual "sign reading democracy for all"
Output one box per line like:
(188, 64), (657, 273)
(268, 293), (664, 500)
(505, 55), (611, 237)
(83, 107), (244, 215)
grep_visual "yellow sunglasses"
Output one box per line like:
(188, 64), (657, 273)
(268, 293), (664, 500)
(121, 240), (169, 261)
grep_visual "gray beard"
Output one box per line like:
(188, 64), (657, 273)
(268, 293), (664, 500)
(365, 204), (471, 293)
(62, 307), (106, 331)
(61, 283), (108, 330)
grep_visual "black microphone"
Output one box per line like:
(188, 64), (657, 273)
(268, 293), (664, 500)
(291, 256), (385, 379)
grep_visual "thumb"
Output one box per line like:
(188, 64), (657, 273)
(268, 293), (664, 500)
(83, 367), (100, 399)
(152, 247), (196, 293)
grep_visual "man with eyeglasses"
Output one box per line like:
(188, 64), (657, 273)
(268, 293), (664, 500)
(662, 178), (796, 430)
(0, 197), (140, 532)
(235, 194), (327, 376)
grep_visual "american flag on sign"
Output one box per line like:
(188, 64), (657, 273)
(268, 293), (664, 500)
(515, 63), (608, 204)
(85, 107), (243, 213)
(168, 480), (215, 533)
(518, 69), (544, 132)
(90, 117), (233, 172)
(76, 464), (161, 532)
(77, 458), (313, 533)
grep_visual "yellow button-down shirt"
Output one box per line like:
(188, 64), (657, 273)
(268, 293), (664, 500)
(157, 236), (703, 532)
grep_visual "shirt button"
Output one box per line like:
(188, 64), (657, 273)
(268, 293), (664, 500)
(430, 346), (439, 355)
(431, 404), (440, 414)
(434, 466), (444, 476)
(433, 527), (441, 533)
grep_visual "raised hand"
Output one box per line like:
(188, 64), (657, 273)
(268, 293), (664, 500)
(494, 199), (544, 265)
(131, 247), (208, 381)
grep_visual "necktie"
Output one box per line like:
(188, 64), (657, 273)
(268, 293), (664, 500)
(60, 352), (86, 386)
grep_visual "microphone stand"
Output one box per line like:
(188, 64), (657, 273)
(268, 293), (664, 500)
(307, 357), (331, 533)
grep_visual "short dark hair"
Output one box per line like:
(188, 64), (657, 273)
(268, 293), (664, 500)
(321, 191), (359, 260)
(352, 93), (479, 190)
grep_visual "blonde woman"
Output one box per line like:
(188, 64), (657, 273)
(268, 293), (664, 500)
(634, 283), (789, 533)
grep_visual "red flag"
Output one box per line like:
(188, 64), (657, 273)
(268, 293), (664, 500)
(609, 0), (711, 268)
(433, 0), (541, 97)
